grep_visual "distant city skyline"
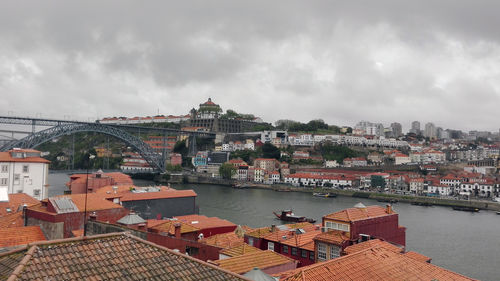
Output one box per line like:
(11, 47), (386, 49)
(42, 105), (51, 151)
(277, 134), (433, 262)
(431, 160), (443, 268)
(2, 2), (500, 132)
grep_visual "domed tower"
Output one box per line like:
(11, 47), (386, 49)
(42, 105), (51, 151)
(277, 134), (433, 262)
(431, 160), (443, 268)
(197, 98), (222, 119)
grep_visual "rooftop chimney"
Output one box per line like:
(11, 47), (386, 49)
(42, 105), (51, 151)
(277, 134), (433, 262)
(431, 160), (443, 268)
(174, 222), (182, 238)
(271, 224), (276, 232)
(386, 204), (392, 214)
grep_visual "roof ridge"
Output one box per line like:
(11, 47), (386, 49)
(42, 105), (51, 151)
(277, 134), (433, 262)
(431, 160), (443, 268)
(123, 232), (253, 281)
(6, 245), (38, 281)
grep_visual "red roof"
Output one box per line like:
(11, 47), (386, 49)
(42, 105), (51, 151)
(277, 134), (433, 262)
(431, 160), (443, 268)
(174, 214), (236, 230)
(277, 246), (475, 281)
(0, 193), (39, 217)
(0, 151), (50, 164)
(323, 205), (394, 223)
(404, 251), (432, 263)
(286, 173), (356, 181)
(119, 190), (197, 202)
(313, 230), (350, 246)
(0, 226), (46, 248)
(203, 98), (216, 105)
(343, 239), (403, 255)
(0, 212), (25, 228)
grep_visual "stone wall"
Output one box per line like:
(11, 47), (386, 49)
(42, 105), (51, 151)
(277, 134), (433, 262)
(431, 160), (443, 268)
(27, 217), (64, 240)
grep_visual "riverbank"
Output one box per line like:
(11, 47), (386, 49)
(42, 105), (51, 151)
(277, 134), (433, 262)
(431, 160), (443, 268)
(165, 174), (500, 212)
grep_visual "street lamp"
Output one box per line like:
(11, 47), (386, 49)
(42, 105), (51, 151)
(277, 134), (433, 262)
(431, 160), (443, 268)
(83, 154), (95, 236)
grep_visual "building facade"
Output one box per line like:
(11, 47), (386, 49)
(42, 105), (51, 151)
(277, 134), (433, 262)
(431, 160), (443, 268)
(0, 149), (50, 200)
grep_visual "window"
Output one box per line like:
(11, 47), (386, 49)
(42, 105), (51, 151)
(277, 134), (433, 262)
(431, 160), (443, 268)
(330, 245), (340, 259)
(248, 237), (254, 246)
(283, 245), (288, 254)
(0, 178), (7, 186)
(22, 165), (29, 173)
(309, 251), (315, 261)
(1, 165), (7, 173)
(317, 243), (327, 261)
(301, 249), (308, 258)
(186, 246), (199, 256)
(267, 242), (274, 252)
(291, 247), (298, 256)
(33, 189), (41, 196)
(14, 174), (20, 185)
(325, 221), (349, 232)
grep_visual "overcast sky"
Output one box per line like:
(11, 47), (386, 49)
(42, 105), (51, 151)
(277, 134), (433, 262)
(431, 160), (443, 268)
(1, 1), (500, 132)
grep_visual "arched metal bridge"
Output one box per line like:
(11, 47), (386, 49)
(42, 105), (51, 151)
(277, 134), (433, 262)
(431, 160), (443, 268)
(0, 116), (216, 172)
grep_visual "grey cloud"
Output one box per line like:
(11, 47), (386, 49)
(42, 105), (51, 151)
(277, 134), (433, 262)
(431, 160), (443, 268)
(1, 1), (500, 131)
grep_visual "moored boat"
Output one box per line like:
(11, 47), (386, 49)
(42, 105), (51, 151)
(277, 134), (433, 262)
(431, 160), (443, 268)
(452, 206), (479, 212)
(273, 210), (316, 223)
(411, 201), (433, 206)
(313, 192), (337, 198)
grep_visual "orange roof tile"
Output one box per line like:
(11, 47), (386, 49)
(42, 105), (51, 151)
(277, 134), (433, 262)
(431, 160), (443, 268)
(174, 214), (236, 230)
(323, 205), (394, 223)
(246, 222), (316, 239)
(343, 239), (403, 255)
(404, 251), (432, 263)
(277, 246), (475, 281)
(313, 230), (350, 246)
(0, 151), (50, 164)
(0, 193), (39, 217)
(0, 233), (248, 281)
(149, 220), (199, 235)
(28, 193), (123, 215)
(0, 212), (24, 228)
(281, 230), (322, 250)
(201, 226), (253, 249)
(71, 229), (84, 238)
(120, 189), (197, 201)
(0, 226), (46, 248)
(213, 250), (296, 274)
(220, 244), (262, 257)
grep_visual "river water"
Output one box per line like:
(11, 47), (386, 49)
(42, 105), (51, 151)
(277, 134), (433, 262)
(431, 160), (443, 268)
(49, 173), (499, 280)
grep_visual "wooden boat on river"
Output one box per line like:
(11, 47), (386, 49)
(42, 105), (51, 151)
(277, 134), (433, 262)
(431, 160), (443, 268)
(273, 210), (316, 223)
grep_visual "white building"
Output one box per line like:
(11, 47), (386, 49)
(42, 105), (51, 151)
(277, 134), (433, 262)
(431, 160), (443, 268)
(0, 148), (50, 200)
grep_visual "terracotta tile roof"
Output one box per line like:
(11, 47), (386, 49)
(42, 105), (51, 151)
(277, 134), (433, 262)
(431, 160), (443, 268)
(71, 229), (84, 238)
(281, 230), (322, 250)
(0, 226), (46, 248)
(264, 224), (318, 243)
(201, 226), (253, 249)
(323, 205), (394, 223)
(246, 223), (314, 239)
(149, 220), (200, 235)
(220, 244), (262, 258)
(0, 193), (39, 217)
(213, 250), (296, 275)
(173, 214), (236, 230)
(67, 172), (133, 186)
(119, 189), (197, 201)
(28, 193), (123, 215)
(313, 230), (350, 246)
(0, 233), (249, 281)
(0, 212), (24, 228)
(55, 193), (123, 212)
(277, 246), (476, 281)
(343, 239), (403, 255)
(0, 151), (50, 164)
(404, 251), (432, 263)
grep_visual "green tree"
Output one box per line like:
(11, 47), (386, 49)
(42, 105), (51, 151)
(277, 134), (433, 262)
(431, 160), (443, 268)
(371, 175), (386, 188)
(219, 163), (236, 179)
(319, 142), (361, 163)
(262, 143), (280, 160)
